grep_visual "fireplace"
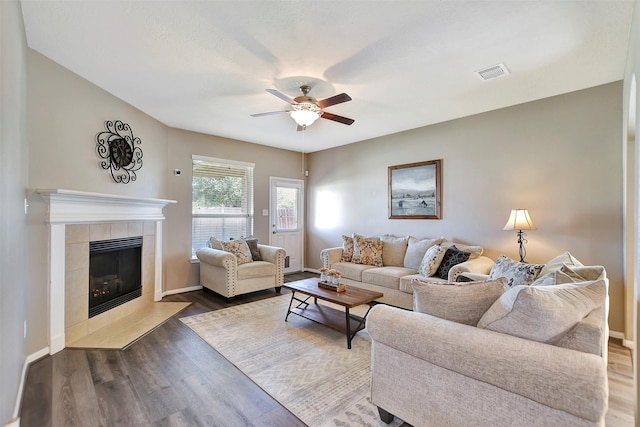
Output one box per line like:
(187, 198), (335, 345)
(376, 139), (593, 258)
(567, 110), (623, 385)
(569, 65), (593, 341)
(89, 236), (142, 318)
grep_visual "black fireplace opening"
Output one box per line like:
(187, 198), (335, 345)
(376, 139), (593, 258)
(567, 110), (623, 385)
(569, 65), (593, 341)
(89, 236), (142, 318)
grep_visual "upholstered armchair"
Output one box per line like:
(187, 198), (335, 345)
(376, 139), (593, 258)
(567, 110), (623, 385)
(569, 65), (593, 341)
(196, 243), (286, 298)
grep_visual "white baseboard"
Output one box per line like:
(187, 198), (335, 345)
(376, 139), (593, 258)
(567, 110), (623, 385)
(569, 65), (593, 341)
(11, 347), (49, 423)
(303, 268), (320, 274)
(163, 285), (203, 297)
(610, 330), (625, 340)
(623, 339), (635, 350)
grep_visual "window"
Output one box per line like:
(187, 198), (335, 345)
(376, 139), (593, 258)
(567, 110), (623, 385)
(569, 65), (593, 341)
(191, 156), (254, 257)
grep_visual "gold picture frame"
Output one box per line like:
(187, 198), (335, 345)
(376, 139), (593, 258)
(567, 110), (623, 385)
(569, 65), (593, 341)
(388, 159), (442, 219)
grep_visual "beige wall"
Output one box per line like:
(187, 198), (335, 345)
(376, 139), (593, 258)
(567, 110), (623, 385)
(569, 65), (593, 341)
(0, 0), (29, 422)
(307, 82), (625, 334)
(164, 128), (306, 292)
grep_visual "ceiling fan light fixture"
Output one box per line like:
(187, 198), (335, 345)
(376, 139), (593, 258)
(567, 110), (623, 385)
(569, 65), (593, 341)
(290, 102), (322, 127)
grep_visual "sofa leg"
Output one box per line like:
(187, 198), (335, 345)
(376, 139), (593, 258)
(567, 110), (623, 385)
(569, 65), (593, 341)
(275, 286), (282, 294)
(377, 407), (394, 424)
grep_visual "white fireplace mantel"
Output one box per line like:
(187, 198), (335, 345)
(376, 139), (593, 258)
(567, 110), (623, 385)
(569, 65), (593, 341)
(38, 189), (177, 354)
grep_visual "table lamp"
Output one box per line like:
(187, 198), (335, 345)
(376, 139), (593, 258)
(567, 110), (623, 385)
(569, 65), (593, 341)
(503, 209), (536, 262)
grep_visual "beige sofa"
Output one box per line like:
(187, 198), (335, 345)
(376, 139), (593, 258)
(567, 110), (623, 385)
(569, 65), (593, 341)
(320, 235), (494, 309)
(196, 241), (286, 298)
(367, 254), (609, 426)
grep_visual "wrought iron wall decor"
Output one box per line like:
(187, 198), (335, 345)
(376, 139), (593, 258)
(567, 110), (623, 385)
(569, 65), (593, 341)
(95, 120), (143, 184)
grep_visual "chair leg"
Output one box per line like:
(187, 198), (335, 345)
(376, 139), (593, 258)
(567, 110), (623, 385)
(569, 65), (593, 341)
(275, 286), (282, 294)
(377, 407), (394, 424)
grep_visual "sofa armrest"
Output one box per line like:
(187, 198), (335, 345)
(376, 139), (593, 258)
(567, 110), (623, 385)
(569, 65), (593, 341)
(367, 305), (607, 422)
(258, 244), (286, 286)
(320, 247), (343, 268)
(196, 247), (237, 269)
(447, 255), (494, 282)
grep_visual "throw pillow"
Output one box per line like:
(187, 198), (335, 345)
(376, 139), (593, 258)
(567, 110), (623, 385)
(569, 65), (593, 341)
(207, 236), (224, 250)
(435, 245), (471, 280)
(403, 236), (444, 270)
(379, 234), (409, 267)
(441, 240), (483, 260)
(477, 279), (607, 343)
(340, 235), (354, 262)
(352, 234), (383, 267)
(532, 264), (606, 287)
(412, 277), (508, 326)
(418, 245), (447, 276)
(221, 239), (253, 265)
(242, 238), (262, 261)
(488, 255), (543, 288)
(539, 251), (583, 276)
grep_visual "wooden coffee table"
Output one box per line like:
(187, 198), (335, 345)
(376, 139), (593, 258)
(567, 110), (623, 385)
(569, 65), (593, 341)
(283, 278), (384, 349)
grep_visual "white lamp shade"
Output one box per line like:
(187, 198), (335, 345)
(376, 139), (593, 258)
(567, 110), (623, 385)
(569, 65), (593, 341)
(503, 209), (536, 231)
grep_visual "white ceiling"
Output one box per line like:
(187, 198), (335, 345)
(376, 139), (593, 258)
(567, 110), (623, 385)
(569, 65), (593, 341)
(21, 1), (634, 153)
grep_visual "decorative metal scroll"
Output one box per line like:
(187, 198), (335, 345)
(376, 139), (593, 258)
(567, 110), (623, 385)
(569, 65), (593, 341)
(95, 120), (143, 184)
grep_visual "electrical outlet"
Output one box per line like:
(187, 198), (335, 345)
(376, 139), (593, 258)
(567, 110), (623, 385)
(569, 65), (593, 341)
(24, 198), (29, 215)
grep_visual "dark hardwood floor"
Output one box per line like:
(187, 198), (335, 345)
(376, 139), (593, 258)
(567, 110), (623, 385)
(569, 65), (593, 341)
(20, 272), (634, 426)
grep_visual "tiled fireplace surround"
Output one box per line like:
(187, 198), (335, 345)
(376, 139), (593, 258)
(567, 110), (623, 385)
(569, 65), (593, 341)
(38, 190), (176, 354)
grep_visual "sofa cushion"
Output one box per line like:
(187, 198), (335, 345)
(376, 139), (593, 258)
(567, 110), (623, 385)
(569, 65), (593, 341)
(540, 251), (584, 276)
(435, 245), (471, 279)
(242, 238), (263, 261)
(403, 236), (444, 270)
(532, 264), (606, 287)
(331, 261), (376, 281)
(237, 261), (276, 279)
(380, 234), (409, 267)
(352, 234), (384, 267)
(221, 239), (253, 265)
(418, 245), (447, 276)
(207, 236), (224, 250)
(340, 235), (354, 262)
(412, 277), (508, 326)
(477, 279), (607, 343)
(488, 255), (543, 288)
(399, 273), (446, 292)
(362, 267), (414, 290)
(441, 240), (483, 260)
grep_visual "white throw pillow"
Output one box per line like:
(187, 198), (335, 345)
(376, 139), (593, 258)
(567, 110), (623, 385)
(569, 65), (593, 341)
(539, 251), (583, 276)
(418, 245), (447, 276)
(441, 240), (483, 260)
(477, 279), (607, 343)
(207, 236), (224, 250)
(403, 236), (444, 270)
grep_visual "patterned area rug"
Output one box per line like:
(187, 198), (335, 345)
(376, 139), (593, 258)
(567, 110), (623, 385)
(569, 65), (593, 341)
(180, 295), (404, 427)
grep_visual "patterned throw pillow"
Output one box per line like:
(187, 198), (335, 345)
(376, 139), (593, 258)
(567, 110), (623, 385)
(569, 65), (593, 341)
(488, 255), (544, 288)
(352, 234), (383, 267)
(340, 235), (354, 262)
(435, 245), (471, 279)
(418, 245), (447, 276)
(242, 238), (262, 261)
(221, 239), (253, 265)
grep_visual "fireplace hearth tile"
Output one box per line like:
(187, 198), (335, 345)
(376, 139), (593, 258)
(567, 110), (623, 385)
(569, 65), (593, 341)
(67, 302), (190, 349)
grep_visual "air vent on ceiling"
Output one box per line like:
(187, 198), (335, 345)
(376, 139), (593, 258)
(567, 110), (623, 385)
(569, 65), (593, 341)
(476, 63), (510, 81)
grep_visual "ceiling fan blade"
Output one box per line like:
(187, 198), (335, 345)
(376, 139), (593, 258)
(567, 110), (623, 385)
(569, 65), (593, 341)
(266, 89), (295, 104)
(250, 110), (290, 117)
(321, 112), (355, 125)
(317, 93), (352, 108)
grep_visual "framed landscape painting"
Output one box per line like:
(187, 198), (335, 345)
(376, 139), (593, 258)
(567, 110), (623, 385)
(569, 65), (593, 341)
(388, 159), (441, 219)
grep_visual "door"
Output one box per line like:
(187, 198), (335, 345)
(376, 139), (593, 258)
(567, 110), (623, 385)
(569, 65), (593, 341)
(270, 177), (304, 274)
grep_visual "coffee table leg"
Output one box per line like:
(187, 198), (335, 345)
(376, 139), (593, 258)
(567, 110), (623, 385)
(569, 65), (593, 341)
(285, 291), (296, 322)
(345, 307), (352, 349)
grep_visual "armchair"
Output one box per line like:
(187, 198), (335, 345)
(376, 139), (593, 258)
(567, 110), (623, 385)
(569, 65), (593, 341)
(196, 244), (286, 298)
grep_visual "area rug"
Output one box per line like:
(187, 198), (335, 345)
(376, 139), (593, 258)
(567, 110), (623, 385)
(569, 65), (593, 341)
(180, 295), (404, 427)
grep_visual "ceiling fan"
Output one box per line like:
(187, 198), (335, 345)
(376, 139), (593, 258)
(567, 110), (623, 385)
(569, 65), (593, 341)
(251, 85), (354, 131)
